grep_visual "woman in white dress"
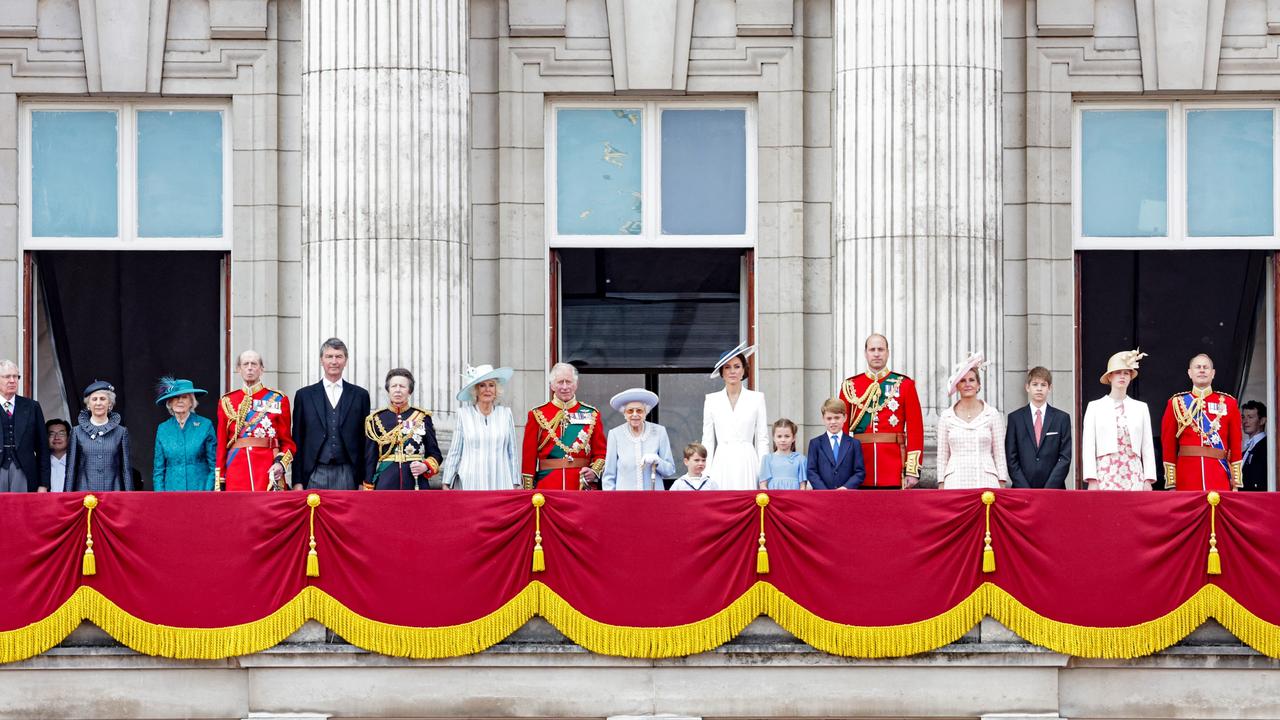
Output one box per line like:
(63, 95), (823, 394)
(602, 388), (675, 491)
(439, 364), (521, 490)
(1081, 349), (1156, 491)
(701, 342), (769, 491)
(936, 353), (1009, 490)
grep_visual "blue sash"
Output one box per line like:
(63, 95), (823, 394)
(226, 391), (282, 468)
(1183, 394), (1229, 476)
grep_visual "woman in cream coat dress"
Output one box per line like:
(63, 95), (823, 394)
(1081, 349), (1157, 490)
(936, 353), (1009, 489)
(701, 343), (769, 491)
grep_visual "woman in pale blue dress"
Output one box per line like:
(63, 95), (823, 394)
(439, 365), (521, 491)
(602, 388), (675, 491)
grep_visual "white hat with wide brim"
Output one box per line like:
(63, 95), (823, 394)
(709, 341), (758, 379)
(610, 387), (659, 413)
(456, 364), (514, 403)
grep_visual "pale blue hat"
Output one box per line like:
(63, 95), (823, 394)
(457, 364), (514, 403)
(610, 388), (659, 413)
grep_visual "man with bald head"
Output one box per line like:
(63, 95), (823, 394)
(1160, 353), (1243, 492)
(836, 334), (924, 488)
(216, 350), (297, 491)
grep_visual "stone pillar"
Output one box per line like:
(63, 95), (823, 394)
(301, 1), (470, 418)
(832, 0), (1003, 418)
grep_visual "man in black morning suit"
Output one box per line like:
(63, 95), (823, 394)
(291, 338), (371, 490)
(1006, 367), (1072, 489)
(0, 359), (49, 493)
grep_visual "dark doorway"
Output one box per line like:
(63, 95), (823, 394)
(32, 251), (224, 490)
(1078, 250), (1268, 488)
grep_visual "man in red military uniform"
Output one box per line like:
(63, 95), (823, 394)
(837, 333), (924, 488)
(216, 350), (297, 491)
(521, 362), (606, 491)
(1161, 353), (1242, 492)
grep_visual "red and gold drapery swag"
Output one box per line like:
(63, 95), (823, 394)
(2, 489), (1279, 663)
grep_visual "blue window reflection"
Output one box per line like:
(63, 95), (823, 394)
(1081, 110), (1167, 237)
(557, 108), (643, 235)
(31, 111), (118, 237)
(661, 109), (746, 235)
(137, 110), (223, 237)
(1187, 109), (1273, 237)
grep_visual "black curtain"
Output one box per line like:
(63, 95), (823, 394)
(1079, 250), (1266, 488)
(38, 251), (223, 489)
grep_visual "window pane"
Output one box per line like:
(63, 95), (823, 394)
(1081, 110), (1167, 237)
(654, 372), (725, 470)
(137, 110), (224, 237)
(1187, 109), (1273, 237)
(31, 111), (118, 237)
(560, 248), (742, 369)
(661, 109), (746, 235)
(556, 108), (642, 235)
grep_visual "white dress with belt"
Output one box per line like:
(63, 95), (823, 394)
(700, 387), (769, 491)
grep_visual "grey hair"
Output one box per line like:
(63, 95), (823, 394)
(165, 395), (200, 416)
(547, 362), (579, 384)
(236, 350), (265, 368)
(0, 359), (17, 374)
(85, 389), (117, 410)
(320, 338), (348, 357)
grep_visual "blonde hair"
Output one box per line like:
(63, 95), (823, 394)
(820, 398), (846, 417)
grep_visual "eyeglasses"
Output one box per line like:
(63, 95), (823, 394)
(47, 430), (68, 438)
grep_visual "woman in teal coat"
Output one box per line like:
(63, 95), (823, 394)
(152, 377), (217, 491)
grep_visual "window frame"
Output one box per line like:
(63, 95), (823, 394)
(20, 99), (233, 251)
(1073, 100), (1280, 251)
(545, 97), (758, 249)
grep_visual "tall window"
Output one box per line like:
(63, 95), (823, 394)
(548, 100), (756, 466)
(23, 102), (230, 249)
(1074, 103), (1279, 249)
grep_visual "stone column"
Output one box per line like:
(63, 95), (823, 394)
(301, 1), (470, 418)
(832, 0), (1003, 418)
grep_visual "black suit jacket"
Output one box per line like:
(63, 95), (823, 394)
(805, 433), (865, 490)
(5, 395), (50, 492)
(1242, 435), (1268, 492)
(1005, 404), (1072, 489)
(292, 380), (371, 488)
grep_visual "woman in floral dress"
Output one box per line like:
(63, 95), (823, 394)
(363, 368), (442, 490)
(1081, 350), (1156, 490)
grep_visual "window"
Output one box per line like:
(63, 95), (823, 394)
(556, 248), (748, 473)
(548, 100), (755, 247)
(23, 102), (230, 250)
(1074, 102), (1280, 249)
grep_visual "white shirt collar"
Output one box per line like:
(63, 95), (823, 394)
(323, 378), (343, 389)
(0, 393), (14, 405)
(1029, 400), (1047, 413)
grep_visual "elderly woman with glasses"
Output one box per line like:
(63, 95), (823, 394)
(602, 388), (675, 491)
(66, 380), (132, 492)
(152, 377), (217, 491)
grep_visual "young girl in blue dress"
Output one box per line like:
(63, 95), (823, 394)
(759, 418), (809, 490)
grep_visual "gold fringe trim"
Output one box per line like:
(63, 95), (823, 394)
(5, 583), (1280, 663)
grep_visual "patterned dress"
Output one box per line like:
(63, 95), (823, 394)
(1093, 400), (1149, 491)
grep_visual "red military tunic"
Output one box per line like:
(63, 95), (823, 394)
(838, 369), (924, 488)
(216, 383), (297, 492)
(1160, 387), (1242, 492)
(521, 397), (606, 491)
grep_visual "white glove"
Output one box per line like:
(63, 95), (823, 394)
(641, 453), (661, 466)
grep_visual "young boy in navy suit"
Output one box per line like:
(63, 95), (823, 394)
(806, 399), (865, 490)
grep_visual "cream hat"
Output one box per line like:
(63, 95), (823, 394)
(945, 352), (987, 395)
(1100, 349), (1148, 385)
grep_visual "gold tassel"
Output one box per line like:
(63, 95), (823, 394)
(531, 493), (546, 573)
(1207, 491), (1222, 575)
(755, 493), (770, 575)
(82, 494), (98, 576)
(305, 493), (321, 578)
(981, 491), (996, 573)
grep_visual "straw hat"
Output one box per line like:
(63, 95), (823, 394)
(1100, 349), (1148, 385)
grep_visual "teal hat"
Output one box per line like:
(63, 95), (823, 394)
(154, 377), (207, 405)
